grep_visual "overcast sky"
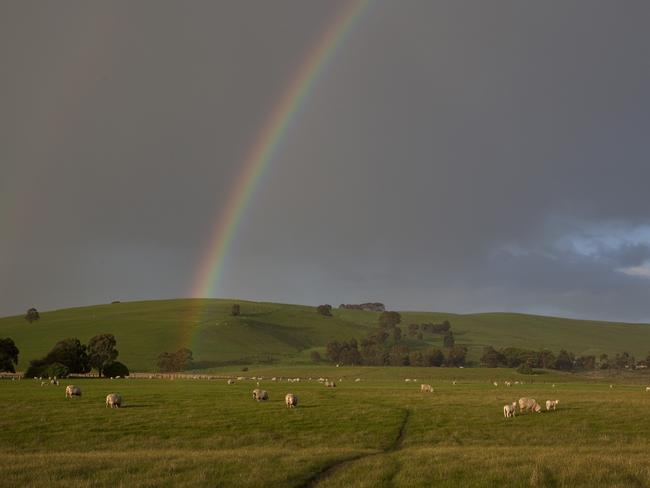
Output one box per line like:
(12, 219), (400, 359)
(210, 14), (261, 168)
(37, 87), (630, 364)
(2, 0), (650, 321)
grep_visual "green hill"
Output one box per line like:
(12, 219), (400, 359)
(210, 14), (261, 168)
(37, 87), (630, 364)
(1, 299), (649, 371)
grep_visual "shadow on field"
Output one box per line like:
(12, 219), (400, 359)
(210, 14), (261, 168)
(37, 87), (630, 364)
(119, 404), (154, 409)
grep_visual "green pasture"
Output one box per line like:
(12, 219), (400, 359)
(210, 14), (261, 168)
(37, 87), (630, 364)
(2, 366), (650, 487)
(1, 299), (649, 371)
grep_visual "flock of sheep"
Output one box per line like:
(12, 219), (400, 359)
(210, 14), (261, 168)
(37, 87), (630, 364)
(39, 375), (650, 416)
(503, 397), (559, 418)
(64, 384), (122, 408)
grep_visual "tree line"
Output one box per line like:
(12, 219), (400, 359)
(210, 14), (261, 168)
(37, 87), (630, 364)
(480, 346), (649, 372)
(323, 311), (468, 367)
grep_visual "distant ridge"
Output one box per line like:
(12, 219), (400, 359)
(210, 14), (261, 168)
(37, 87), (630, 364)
(0, 299), (649, 371)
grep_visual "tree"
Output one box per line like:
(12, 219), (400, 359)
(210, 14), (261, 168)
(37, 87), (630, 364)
(480, 346), (503, 368)
(614, 352), (635, 370)
(157, 348), (194, 372)
(553, 349), (574, 371)
(378, 311), (401, 328)
(310, 351), (322, 363)
(407, 324), (420, 337)
(87, 333), (119, 377)
(317, 304), (332, 316)
(24, 308), (40, 323)
(598, 353), (610, 369)
(443, 330), (455, 348)
(446, 345), (468, 367)
(43, 338), (90, 374)
(231, 304), (241, 316)
(391, 326), (403, 343)
(424, 348), (445, 367)
(537, 349), (556, 369)
(0, 338), (19, 373)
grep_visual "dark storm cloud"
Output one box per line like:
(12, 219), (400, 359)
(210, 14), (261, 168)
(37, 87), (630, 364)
(2, 1), (650, 321)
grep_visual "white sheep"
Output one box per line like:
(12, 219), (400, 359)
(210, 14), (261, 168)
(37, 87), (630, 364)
(106, 393), (122, 408)
(518, 397), (542, 413)
(503, 402), (517, 418)
(645, 386), (650, 392)
(420, 384), (433, 393)
(545, 399), (559, 411)
(65, 385), (81, 398)
(227, 379), (235, 385)
(252, 389), (268, 401)
(285, 393), (298, 408)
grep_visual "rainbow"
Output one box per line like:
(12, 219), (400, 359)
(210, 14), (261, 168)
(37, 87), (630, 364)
(191, 0), (372, 304)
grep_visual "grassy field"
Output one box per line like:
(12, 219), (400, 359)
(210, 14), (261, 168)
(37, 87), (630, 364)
(1, 299), (650, 371)
(2, 366), (650, 487)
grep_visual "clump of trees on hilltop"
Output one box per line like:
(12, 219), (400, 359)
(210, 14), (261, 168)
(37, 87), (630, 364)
(325, 312), (467, 367)
(24, 308), (40, 323)
(25, 334), (128, 378)
(316, 304), (333, 316)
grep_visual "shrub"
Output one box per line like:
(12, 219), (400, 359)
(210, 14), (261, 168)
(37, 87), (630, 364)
(316, 304), (332, 316)
(517, 364), (536, 375)
(310, 351), (322, 363)
(241, 366), (249, 372)
(103, 361), (129, 377)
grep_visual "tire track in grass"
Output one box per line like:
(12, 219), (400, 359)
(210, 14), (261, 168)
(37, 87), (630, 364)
(298, 408), (411, 488)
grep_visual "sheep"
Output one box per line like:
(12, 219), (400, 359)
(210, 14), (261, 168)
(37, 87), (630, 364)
(65, 385), (81, 398)
(252, 389), (268, 401)
(518, 397), (542, 413)
(493, 381), (498, 387)
(355, 378), (361, 382)
(106, 393), (122, 408)
(324, 381), (336, 388)
(285, 393), (298, 408)
(505, 381), (512, 387)
(420, 384), (433, 393)
(452, 380), (457, 386)
(405, 379), (411, 382)
(646, 386), (650, 392)
(545, 399), (559, 411)
(227, 379), (235, 385)
(503, 402), (517, 418)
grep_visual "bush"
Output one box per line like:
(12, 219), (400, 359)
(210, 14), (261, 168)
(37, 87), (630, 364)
(42, 362), (70, 379)
(103, 361), (129, 377)
(516, 364), (536, 375)
(310, 351), (322, 363)
(241, 366), (249, 372)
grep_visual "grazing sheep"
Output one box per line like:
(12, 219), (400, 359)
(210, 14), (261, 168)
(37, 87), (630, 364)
(610, 384), (614, 389)
(505, 381), (511, 387)
(324, 381), (336, 388)
(40, 381), (46, 387)
(646, 386), (650, 392)
(65, 385), (81, 398)
(227, 379), (235, 385)
(452, 381), (457, 386)
(355, 378), (361, 382)
(105, 393), (122, 408)
(285, 393), (298, 408)
(545, 399), (559, 411)
(405, 379), (411, 382)
(493, 382), (498, 387)
(518, 397), (542, 413)
(503, 402), (517, 418)
(420, 384), (433, 393)
(252, 389), (268, 401)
